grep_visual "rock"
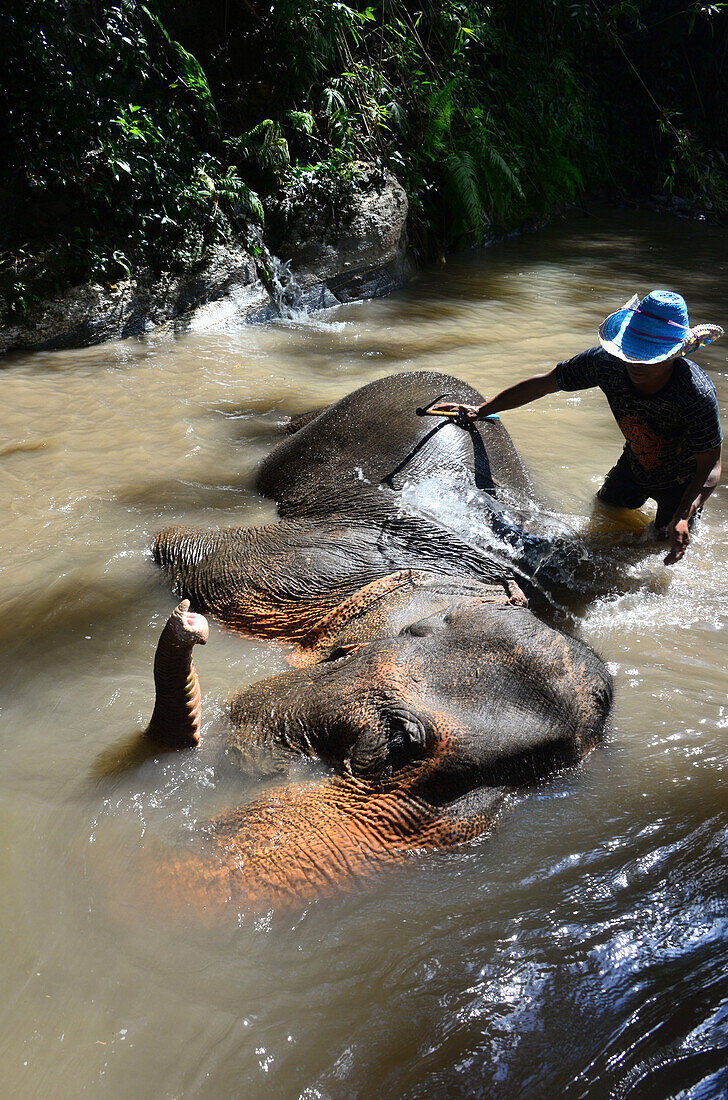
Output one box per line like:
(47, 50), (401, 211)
(0, 164), (412, 356)
(172, 241), (259, 314)
(267, 164), (411, 304)
(0, 240), (265, 355)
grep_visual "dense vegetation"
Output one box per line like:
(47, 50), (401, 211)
(2, 1), (727, 321)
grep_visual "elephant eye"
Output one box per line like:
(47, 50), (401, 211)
(389, 729), (408, 756)
(321, 643), (363, 663)
(387, 712), (426, 767)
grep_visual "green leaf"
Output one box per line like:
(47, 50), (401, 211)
(286, 110), (315, 135)
(173, 42), (220, 133)
(140, 4), (171, 45)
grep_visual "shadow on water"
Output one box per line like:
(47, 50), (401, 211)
(89, 729), (163, 780)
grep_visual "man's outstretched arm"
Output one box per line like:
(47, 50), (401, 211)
(665, 444), (722, 565)
(433, 367), (562, 422)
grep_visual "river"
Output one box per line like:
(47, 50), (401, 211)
(1, 208), (727, 1098)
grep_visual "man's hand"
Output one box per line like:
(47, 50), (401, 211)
(428, 368), (562, 426)
(662, 445), (721, 566)
(429, 401), (482, 423)
(664, 517), (690, 565)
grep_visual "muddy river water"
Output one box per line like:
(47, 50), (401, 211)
(2, 208), (727, 1098)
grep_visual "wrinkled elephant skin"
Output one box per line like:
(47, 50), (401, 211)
(138, 590), (612, 913)
(153, 371), (538, 643)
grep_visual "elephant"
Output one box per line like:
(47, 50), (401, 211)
(135, 591), (612, 913)
(290, 568), (528, 667)
(153, 371), (556, 645)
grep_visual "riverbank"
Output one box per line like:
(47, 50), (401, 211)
(4, 2), (726, 359)
(3, 184), (713, 358)
(0, 165), (410, 355)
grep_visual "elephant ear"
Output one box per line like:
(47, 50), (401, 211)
(257, 370), (531, 517)
(126, 774), (486, 917)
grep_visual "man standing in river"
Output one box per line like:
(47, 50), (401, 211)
(433, 290), (723, 565)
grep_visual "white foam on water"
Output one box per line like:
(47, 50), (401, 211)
(268, 310), (348, 334)
(582, 517), (728, 637)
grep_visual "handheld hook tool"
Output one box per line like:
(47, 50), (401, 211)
(415, 394), (499, 428)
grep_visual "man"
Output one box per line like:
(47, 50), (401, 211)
(433, 290), (723, 565)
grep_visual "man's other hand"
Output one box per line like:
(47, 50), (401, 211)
(664, 517), (690, 565)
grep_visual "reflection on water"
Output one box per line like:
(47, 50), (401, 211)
(1, 208), (727, 1098)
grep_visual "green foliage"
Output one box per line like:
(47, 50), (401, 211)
(2, 0), (727, 319)
(660, 118), (728, 213)
(259, 0), (624, 251)
(180, 162), (265, 228)
(226, 122), (291, 175)
(172, 42), (221, 135)
(0, 0), (259, 318)
(286, 111), (316, 137)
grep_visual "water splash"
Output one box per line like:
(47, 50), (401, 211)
(393, 469), (728, 643)
(265, 254), (303, 319)
(396, 471), (590, 591)
(245, 224), (305, 321)
(581, 516), (728, 638)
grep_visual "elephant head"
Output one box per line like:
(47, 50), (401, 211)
(140, 590), (612, 913)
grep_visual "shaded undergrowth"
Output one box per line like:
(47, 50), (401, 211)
(1, 1), (727, 321)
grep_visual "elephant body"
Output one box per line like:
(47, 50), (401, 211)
(125, 371), (613, 912)
(254, 369), (533, 512)
(290, 568), (527, 666)
(153, 371), (547, 643)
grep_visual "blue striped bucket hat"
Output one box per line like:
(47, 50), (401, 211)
(598, 289), (723, 364)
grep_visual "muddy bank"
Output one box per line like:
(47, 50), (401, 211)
(0, 166), (409, 355)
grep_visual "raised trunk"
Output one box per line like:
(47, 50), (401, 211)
(145, 600), (209, 749)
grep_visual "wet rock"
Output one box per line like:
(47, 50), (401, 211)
(267, 163), (410, 304)
(0, 164), (412, 356)
(0, 241), (265, 355)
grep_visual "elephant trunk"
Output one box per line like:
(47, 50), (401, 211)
(145, 600), (209, 749)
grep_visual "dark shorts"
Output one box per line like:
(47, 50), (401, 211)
(596, 453), (692, 532)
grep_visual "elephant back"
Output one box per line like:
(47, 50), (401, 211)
(257, 370), (532, 517)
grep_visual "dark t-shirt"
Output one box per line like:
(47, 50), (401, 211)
(555, 346), (723, 489)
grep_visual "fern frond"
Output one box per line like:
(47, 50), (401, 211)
(218, 168), (264, 221)
(225, 121), (290, 171)
(481, 144), (524, 199)
(173, 43), (220, 134)
(444, 150), (485, 235)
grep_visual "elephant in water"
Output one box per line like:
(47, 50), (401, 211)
(136, 589), (612, 913)
(115, 370), (611, 913)
(153, 370), (557, 644)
